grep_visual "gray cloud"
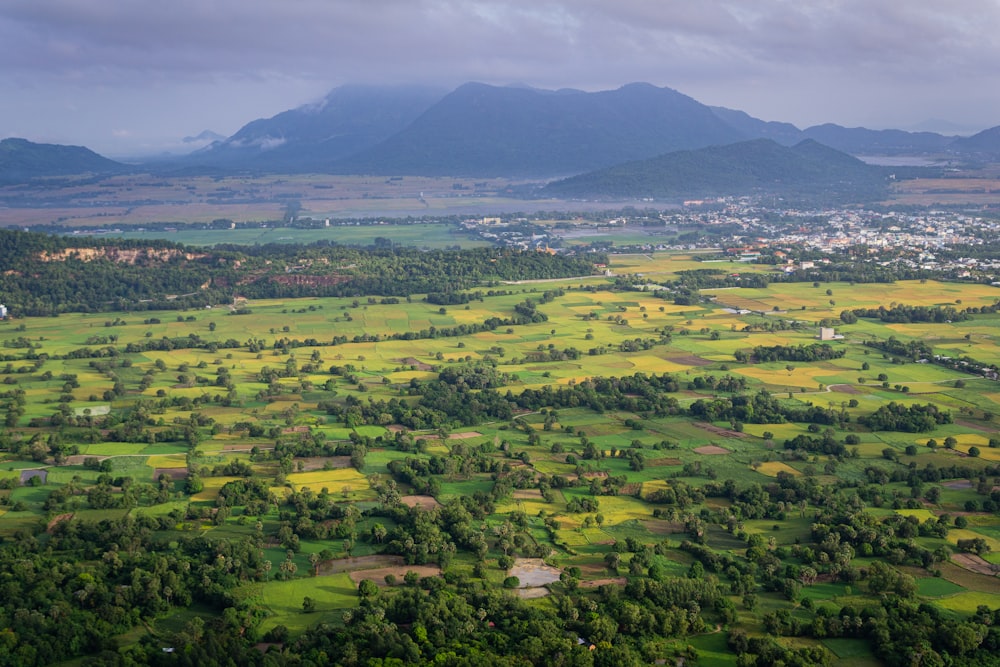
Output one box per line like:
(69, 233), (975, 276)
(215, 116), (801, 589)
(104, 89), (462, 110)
(2, 0), (999, 154)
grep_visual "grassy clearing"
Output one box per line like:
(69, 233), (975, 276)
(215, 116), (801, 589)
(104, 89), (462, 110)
(936, 591), (1000, 614)
(916, 577), (966, 597)
(257, 573), (358, 635)
(823, 638), (876, 660)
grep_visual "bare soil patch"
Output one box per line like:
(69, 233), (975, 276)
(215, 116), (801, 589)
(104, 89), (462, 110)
(318, 554), (405, 576)
(47, 513), (74, 533)
(400, 495), (441, 510)
(402, 357), (433, 371)
(295, 456), (351, 472)
(667, 355), (713, 367)
(20, 469), (47, 484)
(510, 558), (562, 587)
(63, 454), (110, 465)
(516, 587), (551, 599)
(952, 553), (998, 576)
(695, 422), (747, 439)
(576, 562), (616, 577)
(647, 457), (683, 466)
(694, 445), (730, 455)
(281, 426), (310, 434)
(581, 471), (608, 479)
(423, 431), (483, 441)
(943, 479), (973, 489)
(512, 489), (544, 500)
(349, 564), (441, 586)
(829, 384), (861, 394)
(153, 468), (188, 480)
(579, 577), (627, 588)
(643, 519), (685, 536)
(222, 444), (258, 452)
(386, 425), (407, 433)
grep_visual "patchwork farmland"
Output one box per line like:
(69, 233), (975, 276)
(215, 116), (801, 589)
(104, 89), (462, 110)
(2, 242), (1000, 666)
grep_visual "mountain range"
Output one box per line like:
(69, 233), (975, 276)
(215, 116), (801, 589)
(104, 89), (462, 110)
(3, 82), (1000, 190)
(183, 82), (1000, 176)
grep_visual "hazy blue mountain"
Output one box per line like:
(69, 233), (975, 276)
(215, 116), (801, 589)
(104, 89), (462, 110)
(333, 82), (747, 176)
(541, 138), (888, 203)
(800, 123), (953, 155)
(167, 82), (988, 176)
(711, 109), (966, 156)
(710, 107), (804, 145)
(906, 119), (982, 135)
(182, 130), (226, 144)
(0, 138), (125, 182)
(186, 84), (447, 170)
(949, 125), (1000, 158)
(6, 82), (993, 182)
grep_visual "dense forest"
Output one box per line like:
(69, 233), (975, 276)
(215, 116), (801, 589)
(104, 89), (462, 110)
(0, 229), (604, 316)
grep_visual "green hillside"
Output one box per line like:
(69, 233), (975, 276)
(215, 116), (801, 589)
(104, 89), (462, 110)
(542, 138), (891, 203)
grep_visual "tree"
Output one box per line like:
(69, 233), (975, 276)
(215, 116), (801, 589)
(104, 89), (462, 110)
(604, 552), (621, 573)
(302, 596), (316, 613)
(358, 578), (379, 598)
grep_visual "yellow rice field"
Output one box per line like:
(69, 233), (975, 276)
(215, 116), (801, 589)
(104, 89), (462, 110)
(754, 461), (801, 477)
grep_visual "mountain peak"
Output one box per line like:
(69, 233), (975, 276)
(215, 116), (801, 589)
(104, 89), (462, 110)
(335, 82), (744, 176)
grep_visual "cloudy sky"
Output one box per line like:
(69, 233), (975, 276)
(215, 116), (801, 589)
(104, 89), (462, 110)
(2, 0), (999, 157)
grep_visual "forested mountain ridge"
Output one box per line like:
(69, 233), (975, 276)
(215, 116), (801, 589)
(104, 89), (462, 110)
(0, 138), (126, 182)
(541, 138), (889, 203)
